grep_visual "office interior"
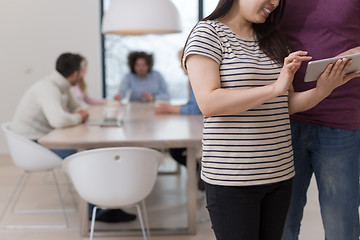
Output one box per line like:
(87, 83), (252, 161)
(0, 0), (333, 239)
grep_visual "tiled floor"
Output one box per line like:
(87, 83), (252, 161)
(0, 154), (326, 240)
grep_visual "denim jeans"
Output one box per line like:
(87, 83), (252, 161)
(206, 179), (293, 240)
(33, 140), (77, 159)
(281, 122), (360, 240)
(50, 148), (77, 159)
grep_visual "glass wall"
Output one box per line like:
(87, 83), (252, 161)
(102, 0), (219, 101)
(203, 0), (219, 17)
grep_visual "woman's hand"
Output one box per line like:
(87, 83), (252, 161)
(315, 58), (360, 98)
(114, 93), (122, 101)
(288, 57), (360, 115)
(142, 92), (154, 102)
(274, 51), (312, 95)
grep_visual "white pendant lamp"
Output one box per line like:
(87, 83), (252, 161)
(102, 0), (182, 35)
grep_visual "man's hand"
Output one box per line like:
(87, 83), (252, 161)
(336, 46), (360, 57)
(76, 109), (89, 123)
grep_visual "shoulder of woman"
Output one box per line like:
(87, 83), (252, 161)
(195, 20), (223, 32)
(190, 20), (224, 44)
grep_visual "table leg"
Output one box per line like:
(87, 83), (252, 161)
(79, 197), (88, 237)
(186, 146), (197, 234)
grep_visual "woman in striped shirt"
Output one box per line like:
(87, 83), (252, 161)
(183, 0), (357, 239)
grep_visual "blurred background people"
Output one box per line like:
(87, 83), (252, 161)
(12, 52), (135, 224)
(154, 50), (200, 115)
(70, 57), (106, 106)
(114, 51), (169, 102)
(153, 86), (199, 114)
(154, 49), (204, 190)
(12, 52), (89, 158)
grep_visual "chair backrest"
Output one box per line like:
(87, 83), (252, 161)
(63, 147), (163, 208)
(1, 122), (62, 172)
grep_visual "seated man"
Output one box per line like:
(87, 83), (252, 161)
(12, 53), (89, 157)
(12, 52), (135, 223)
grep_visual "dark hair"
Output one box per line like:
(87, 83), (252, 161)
(192, 0), (291, 64)
(56, 53), (83, 78)
(127, 51), (154, 74)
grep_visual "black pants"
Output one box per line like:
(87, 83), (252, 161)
(169, 148), (199, 170)
(205, 179), (292, 240)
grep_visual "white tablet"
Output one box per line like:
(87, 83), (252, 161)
(304, 52), (360, 82)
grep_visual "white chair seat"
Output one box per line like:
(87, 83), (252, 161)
(63, 147), (163, 240)
(0, 122), (71, 229)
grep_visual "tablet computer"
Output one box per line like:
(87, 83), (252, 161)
(304, 52), (360, 82)
(86, 119), (122, 127)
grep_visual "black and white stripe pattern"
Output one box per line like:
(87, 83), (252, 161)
(184, 20), (294, 186)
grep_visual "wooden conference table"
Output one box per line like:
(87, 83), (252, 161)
(38, 102), (203, 236)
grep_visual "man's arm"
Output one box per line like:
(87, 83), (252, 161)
(38, 84), (83, 128)
(337, 46), (360, 57)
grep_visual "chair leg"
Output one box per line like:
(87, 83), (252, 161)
(136, 204), (147, 240)
(0, 172), (28, 225)
(141, 200), (151, 240)
(43, 168), (78, 212)
(0, 170), (68, 230)
(90, 206), (97, 240)
(12, 171), (71, 215)
(61, 171), (78, 210)
(10, 172), (30, 214)
(52, 170), (69, 228)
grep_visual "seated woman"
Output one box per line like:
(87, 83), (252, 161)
(114, 51), (169, 102)
(70, 58), (107, 106)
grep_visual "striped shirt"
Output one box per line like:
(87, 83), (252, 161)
(184, 20), (294, 186)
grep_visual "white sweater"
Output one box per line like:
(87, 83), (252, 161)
(12, 71), (83, 139)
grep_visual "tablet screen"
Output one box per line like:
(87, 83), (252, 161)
(304, 52), (360, 82)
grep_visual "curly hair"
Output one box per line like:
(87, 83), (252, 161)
(127, 51), (154, 74)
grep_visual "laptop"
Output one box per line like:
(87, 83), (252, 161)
(87, 118), (122, 127)
(86, 90), (131, 127)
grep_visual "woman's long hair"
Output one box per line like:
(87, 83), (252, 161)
(78, 77), (87, 94)
(185, 0), (290, 64)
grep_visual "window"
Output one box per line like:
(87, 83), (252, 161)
(101, 0), (219, 101)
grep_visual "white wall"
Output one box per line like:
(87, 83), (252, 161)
(0, 0), (102, 154)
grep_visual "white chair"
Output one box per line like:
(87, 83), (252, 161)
(0, 122), (69, 229)
(63, 147), (163, 240)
